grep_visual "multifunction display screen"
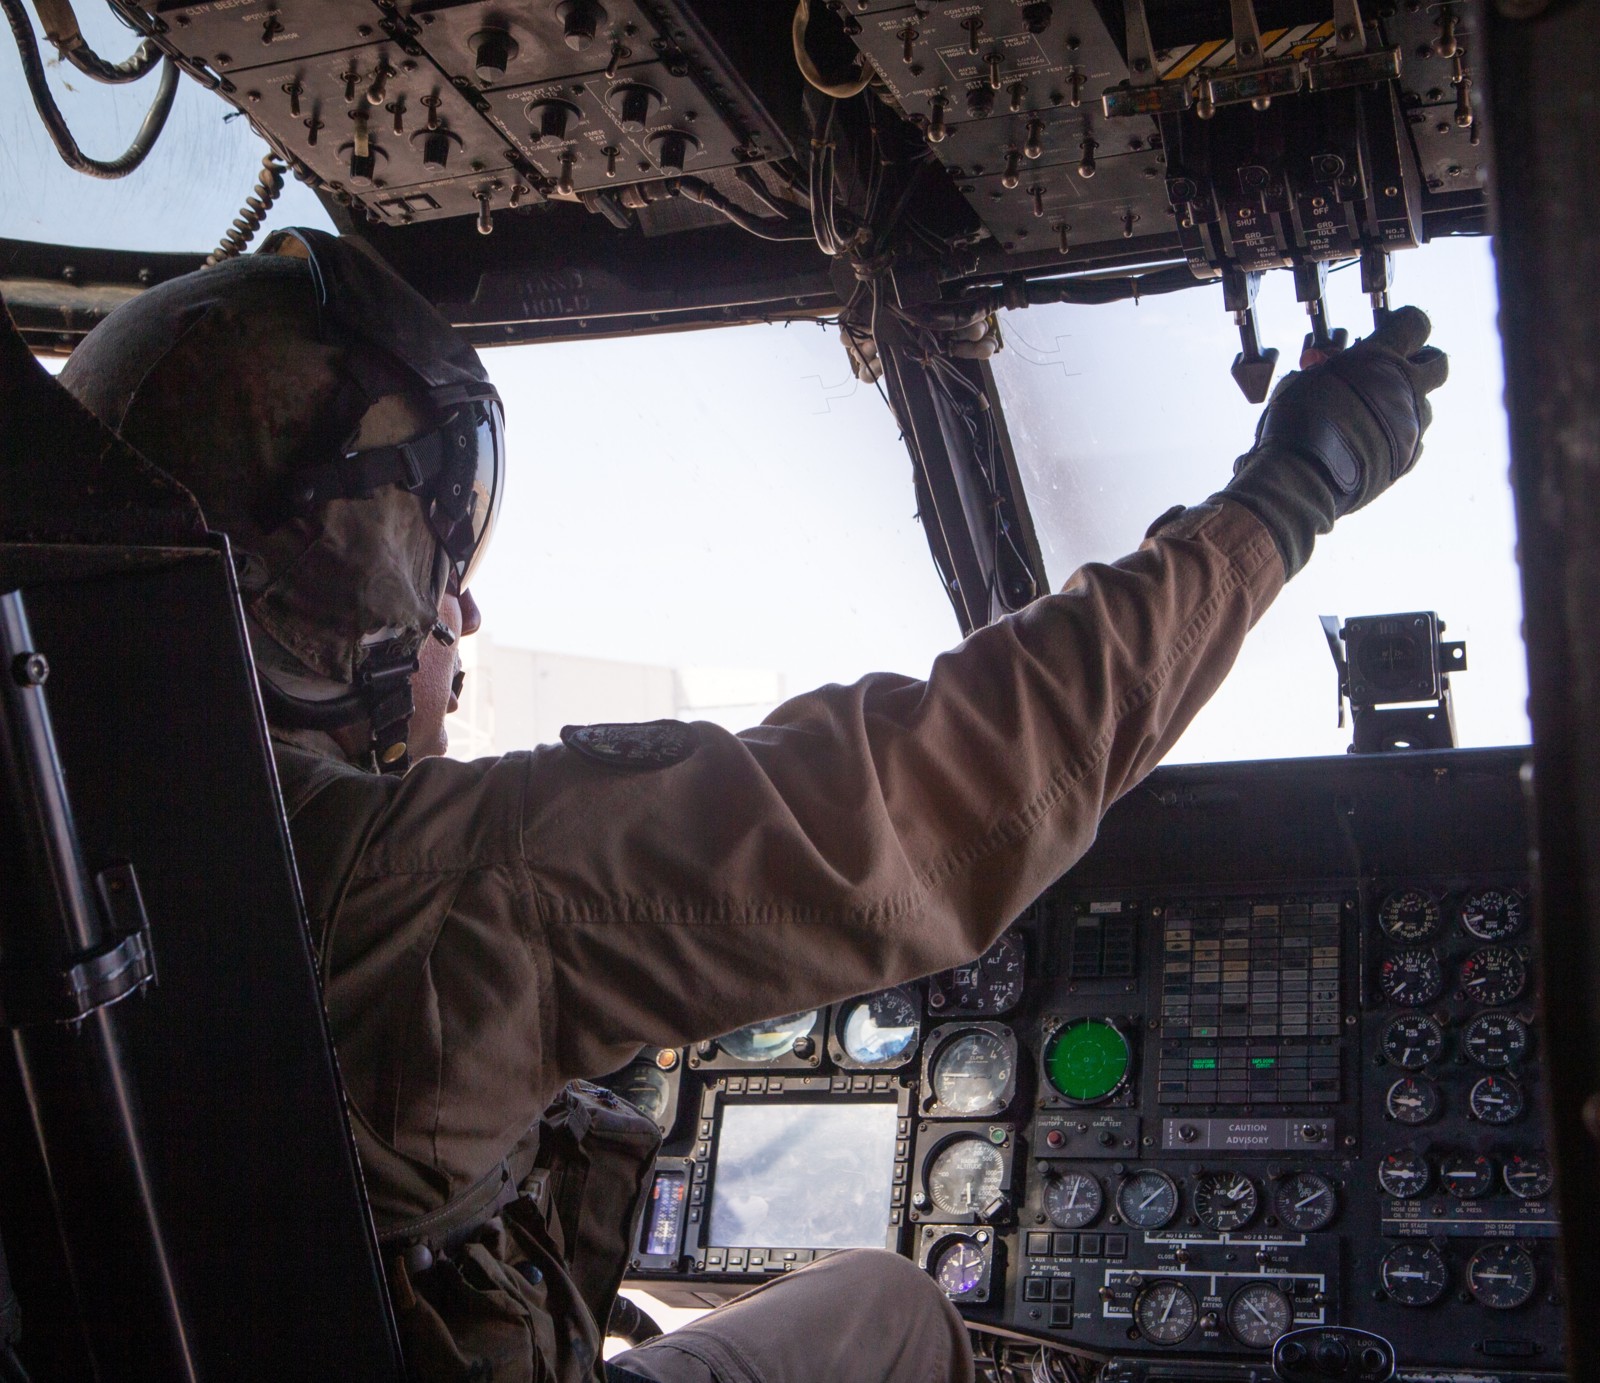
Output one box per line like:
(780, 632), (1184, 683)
(708, 1101), (898, 1249)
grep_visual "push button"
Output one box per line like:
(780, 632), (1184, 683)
(1049, 1305), (1074, 1329)
(1024, 1278), (1048, 1302)
(1053, 1233), (1076, 1257)
(1050, 1278), (1074, 1301)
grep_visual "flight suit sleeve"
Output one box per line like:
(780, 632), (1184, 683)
(521, 499), (1281, 1082)
(295, 498), (1281, 1208)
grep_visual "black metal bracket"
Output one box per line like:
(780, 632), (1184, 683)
(1321, 611), (1467, 754)
(0, 862), (156, 1028)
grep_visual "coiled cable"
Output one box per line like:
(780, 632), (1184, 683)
(205, 152), (288, 265)
(2, 0), (178, 178)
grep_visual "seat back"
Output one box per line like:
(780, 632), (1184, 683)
(0, 307), (403, 1380)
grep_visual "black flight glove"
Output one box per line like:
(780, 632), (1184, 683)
(1217, 305), (1449, 578)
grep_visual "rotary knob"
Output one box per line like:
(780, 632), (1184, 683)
(651, 130), (691, 173)
(526, 100), (578, 146)
(611, 83), (662, 131)
(557, 0), (607, 52)
(470, 28), (518, 84)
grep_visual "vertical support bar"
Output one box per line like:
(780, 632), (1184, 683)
(1484, 2), (1600, 1374)
(0, 591), (197, 1383)
(876, 323), (1047, 633)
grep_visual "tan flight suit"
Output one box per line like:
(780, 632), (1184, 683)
(274, 499), (1284, 1383)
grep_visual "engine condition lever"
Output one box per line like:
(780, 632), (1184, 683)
(1293, 261), (1349, 367)
(1224, 268), (1280, 404)
(1359, 245), (1395, 330)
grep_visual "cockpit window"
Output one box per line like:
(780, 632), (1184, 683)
(991, 236), (1527, 761)
(8, 21), (1525, 764)
(0, 4), (330, 251)
(453, 321), (962, 755)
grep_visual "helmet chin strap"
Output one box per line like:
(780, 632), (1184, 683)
(355, 637), (421, 774)
(257, 638), (419, 775)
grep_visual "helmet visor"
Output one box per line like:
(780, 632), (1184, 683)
(422, 397), (503, 589)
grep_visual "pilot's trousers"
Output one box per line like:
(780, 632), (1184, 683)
(609, 1249), (975, 1383)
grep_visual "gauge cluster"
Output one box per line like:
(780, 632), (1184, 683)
(607, 748), (1563, 1378)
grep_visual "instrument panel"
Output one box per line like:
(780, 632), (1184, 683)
(607, 748), (1564, 1378)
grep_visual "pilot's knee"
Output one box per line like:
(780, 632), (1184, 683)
(813, 1246), (951, 1313)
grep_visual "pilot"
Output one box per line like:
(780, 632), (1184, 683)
(59, 229), (1445, 1383)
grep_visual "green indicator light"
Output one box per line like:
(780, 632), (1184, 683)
(1252, 1057), (1276, 1069)
(1044, 1019), (1131, 1103)
(1191, 1058), (1217, 1070)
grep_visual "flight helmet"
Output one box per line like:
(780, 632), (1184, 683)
(60, 228), (503, 771)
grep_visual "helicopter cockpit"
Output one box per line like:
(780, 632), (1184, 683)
(1, 2), (1595, 1381)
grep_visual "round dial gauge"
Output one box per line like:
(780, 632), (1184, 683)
(1459, 888), (1525, 942)
(839, 988), (919, 1066)
(1504, 1153), (1555, 1201)
(1440, 1152), (1495, 1199)
(1385, 1075), (1440, 1125)
(1379, 949), (1445, 1007)
(1470, 1074), (1525, 1125)
(1226, 1281), (1293, 1349)
(1274, 1172), (1337, 1232)
(603, 1063), (672, 1130)
(932, 932), (1024, 1015)
(1380, 888), (1443, 943)
(1382, 1013), (1445, 1069)
(1378, 1148), (1431, 1199)
(1463, 1012), (1530, 1068)
(1134, 1281), (1197, 1345)
(926, 1137), (1005, 1217)
(1381, 1243), (1449, 1306)
(1467, 1243), (1536, 1310)
(717, 1011), (817, 1063)
(1116, 1169), (1180, 1230)
(930, 1029), (1014, 1115)
(1043, 1018), (1131, 1104)
(1194, 1172), (1259, 1232)
(1461, 947), (1528, 1006)
(932, 1237), (986, 1297)
(1044, 1171), (1103, 1229)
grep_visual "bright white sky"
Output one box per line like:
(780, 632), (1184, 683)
(4, 3), (1528, 764)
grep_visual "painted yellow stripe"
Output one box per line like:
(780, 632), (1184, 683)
(1288, 21), (1337, 59)
(1165, 38), (1225, 81)
(1258, 27), (1292, 56)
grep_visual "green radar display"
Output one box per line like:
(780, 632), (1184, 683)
(1044, 1019), (1131, 1103)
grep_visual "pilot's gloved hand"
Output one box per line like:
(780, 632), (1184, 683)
(1217, 305), (1448, 577)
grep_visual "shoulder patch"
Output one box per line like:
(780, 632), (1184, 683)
(559, 720), (700, 772)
